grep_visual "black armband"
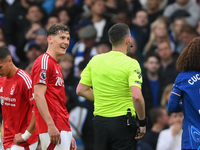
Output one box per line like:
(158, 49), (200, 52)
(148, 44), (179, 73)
(138, 116), (148, 127)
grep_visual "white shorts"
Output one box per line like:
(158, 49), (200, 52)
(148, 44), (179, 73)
(5, 142), (38, 150)
(39, 131), (72, 150)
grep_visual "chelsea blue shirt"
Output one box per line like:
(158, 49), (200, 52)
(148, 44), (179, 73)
(168, 71), (200, 149)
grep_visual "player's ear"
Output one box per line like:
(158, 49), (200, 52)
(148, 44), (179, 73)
(47, 36), (53, 44)
(125, 37), (129, 45)
(8, 57), (12, 63)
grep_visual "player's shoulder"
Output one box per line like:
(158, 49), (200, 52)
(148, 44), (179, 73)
(178, 71), (199, 79)
(33, 53), (51, 70)
(16, 69), (32, 89)
(125, 56), (140, 67)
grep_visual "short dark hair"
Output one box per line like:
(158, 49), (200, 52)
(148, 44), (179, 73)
(176, 37), (200, 72)
(47, 23), (70, 37)
(144, 52), (160, 62)
(0, 46), (11, 61)
(181, 25), (196, 35)
(133, 9), (147, 19)
(108, 23), (129, 47)
(149, 106), (166, 124)
(157, 40), (171, 49)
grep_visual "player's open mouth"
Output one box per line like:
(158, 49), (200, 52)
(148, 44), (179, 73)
(60, 46), (66, 49)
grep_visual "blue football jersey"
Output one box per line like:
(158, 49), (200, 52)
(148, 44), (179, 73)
(168, 71), (200, 149)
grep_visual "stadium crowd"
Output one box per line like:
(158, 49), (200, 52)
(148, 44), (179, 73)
(0, 0), (199, 149)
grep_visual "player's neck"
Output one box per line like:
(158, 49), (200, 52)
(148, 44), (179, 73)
(46, 49), (59, 62)
(7, 65), (18, 78)
(112, 45), (127, 54)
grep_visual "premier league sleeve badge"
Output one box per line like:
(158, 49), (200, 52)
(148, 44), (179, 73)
(40, 70), (47, 80)
(39, 70), (47, 84)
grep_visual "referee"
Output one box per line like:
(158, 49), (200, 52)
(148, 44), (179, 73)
(76, 23), (147, 150)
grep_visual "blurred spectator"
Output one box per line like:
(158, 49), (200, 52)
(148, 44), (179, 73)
(71, 24), (97, 77)
(25, 61), (34, 75)
(4, 0), (39, 63)
(51, 7), (72, 28)
(55, 0), (66, 8)
(163, 0), (200, 27)
(0, 40), (6, 46)
(81, 0), (95, 18)
(45, 15), (59, 30)
(156, 112), (183, 150)
(0, 27), (5, 41)
(146, 0), (163, 24)
(160, 83), (173, 109)
(67, 60), (94, 150)
(180, 25), (197, 49)
(96, 40), (111, 54)
(58, 53), (78, 112)
(157, 40), (179, 88)
(142, 53), (164, 130)
(19, 43), (42, 70)
(41, 0), (55, 14)
(84, 0), (113, 42)
(133, 9), (149, 29)
(25, 4), (45, 40)
(140, 0), (169, 11)
(137, 106), (169, 150)
(24, 28), (48, 53)
(144, 19), (175, 55)
(0, 0), (12, 28)
(196, 19), (200, 36)
(132, 9), (149, 53)
(169, 17), (188, 54)
(34, 28), (48, 52)
(104, 0), (119, 14)
(56, 0), (83, 23)
(67, 19), (93, 53)
(126, 0), (142, 14)
(76, 60), (94, 150)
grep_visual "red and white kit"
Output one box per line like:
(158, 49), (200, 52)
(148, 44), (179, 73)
(0, 69), (38, 149)
(31, 52), (71, 134)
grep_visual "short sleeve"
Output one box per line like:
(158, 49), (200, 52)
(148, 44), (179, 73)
(20, 72), (34, 106)
(32, 56), (50, 86)
(128, 60), (142, 88)
(24, 86), (34, 106)
(80, 61), (92, 86)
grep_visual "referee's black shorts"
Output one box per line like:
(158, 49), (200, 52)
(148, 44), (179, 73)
(93, 115), (138, 150)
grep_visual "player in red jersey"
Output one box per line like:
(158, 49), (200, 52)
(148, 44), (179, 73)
(31, 23), (76, 150)
(0, 46), (38, 150)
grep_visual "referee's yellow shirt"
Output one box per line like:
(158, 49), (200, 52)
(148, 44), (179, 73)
(80, 50), (142, 117)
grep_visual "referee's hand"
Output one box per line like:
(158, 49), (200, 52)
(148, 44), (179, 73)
(135, 126), (146, 140)
(48, 124), (61, 145)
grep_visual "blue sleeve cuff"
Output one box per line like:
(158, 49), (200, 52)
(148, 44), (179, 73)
(168, 93), (182, 112)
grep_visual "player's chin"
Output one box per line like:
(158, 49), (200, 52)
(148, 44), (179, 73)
(60, 49), (67, 54)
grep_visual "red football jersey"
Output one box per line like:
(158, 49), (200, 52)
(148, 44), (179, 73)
(31, 53), (71, 134)
(0, 69), (38, 149)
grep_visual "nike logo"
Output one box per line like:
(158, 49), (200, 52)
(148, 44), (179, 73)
(0, 87), (3, 92)
(56, 70), (59, 74)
